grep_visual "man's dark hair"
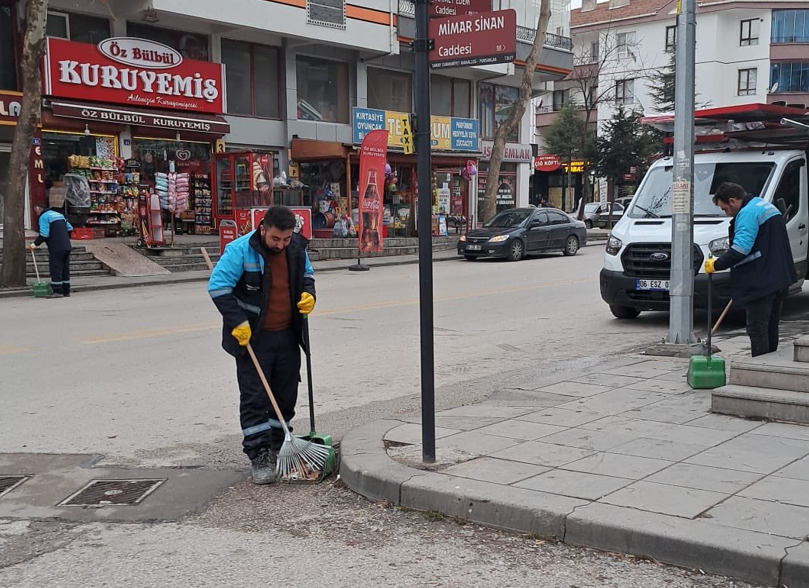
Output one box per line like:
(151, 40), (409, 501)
(713, 182), (746, 205)
(262, 205), (296, 231)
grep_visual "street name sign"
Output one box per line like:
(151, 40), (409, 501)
(429, 0), (492, 18)
(429, 9), (517, 70)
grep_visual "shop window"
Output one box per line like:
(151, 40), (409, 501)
(431, 76), (471, 118)
(126, 23), (209, 61)
(46, 12), (110, 44)
(772, 9), (809, 44)
(478, 83), (519, 141)
(0, 5), (16, 91)
(221, 39), (280, 119)
(740, 18), (760, 46)
(132, 138), (212, 184)
(296, 55), (350, 124)
(770, 62), (809, 93)
(737, 68), (757, 96)
(368, 68), (412, 113)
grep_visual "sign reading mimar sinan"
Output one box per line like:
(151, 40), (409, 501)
(429, 9), (517, 69)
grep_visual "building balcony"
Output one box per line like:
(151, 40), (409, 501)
(397, 0), (573, 83)
(534, 104), (592, 129)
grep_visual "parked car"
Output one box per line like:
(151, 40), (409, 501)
(458, 207), (587, 261)
(577, 201), (626, 228)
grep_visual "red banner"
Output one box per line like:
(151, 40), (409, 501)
(43, 37), (225, 114)
(358, 130), (388, 254)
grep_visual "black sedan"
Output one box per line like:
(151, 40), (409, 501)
(458, 207), (587, 261)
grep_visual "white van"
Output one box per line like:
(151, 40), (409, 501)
(600, 148), (808, 319)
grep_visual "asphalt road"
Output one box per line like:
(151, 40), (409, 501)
(2, 246), (804, 587)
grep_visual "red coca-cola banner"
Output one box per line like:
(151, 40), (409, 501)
(358, 130), (388, 254)
(43, 37), (226, 114)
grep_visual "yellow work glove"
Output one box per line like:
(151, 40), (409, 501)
(297, 292), (315, 315)
(704, 258), (716, 274)
(231, 321), (252, 347)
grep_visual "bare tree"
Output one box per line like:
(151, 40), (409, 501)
(481, 0), (551, 224)
(1, 0), (49, 289)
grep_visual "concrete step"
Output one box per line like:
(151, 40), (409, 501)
(794, 338), (809, 363)
(161, 262), (212, 273)
(158, 255), (220, 267)
(712, 384), (809, 425)
(730, 351), (809, 393)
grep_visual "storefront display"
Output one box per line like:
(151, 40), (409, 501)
(477, 162), (518, 221)
(193, 174), (212, 234)
(214, 151), (283, 232)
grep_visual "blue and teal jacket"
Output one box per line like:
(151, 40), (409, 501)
(714, 196), (797, 305)
(208, 230), (315, 356)
(34, 209), (73, 252)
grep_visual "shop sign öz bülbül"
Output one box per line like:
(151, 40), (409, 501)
(43, 37), (226, 114)
(429, 9), (517, 69)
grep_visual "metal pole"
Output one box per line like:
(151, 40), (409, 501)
(414, 0), (436, 463)
(668, 0), (696, 345)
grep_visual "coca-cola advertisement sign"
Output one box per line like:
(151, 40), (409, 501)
(43, 37), (226, 114)
(358, 129), (388, 254)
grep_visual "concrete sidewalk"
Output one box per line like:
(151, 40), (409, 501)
(341, 340), (809, 587)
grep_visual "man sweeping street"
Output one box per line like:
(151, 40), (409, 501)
(208, 206), (316, 484)
(30, 205), (73, 298)
(705, 182), (797, 357)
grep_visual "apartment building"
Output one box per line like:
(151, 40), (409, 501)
(0, 0), (572, 232)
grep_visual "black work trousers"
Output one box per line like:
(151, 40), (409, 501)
(49, 249), (71, 296)
(746, 289), (788, 357)
(235, 329), (300, 459)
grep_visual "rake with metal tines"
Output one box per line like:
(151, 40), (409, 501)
(246, 343), (332, 480)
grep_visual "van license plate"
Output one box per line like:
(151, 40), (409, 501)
(636, 279), (670, 291)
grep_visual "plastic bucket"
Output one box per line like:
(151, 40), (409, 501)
(312, 211), (336, 229)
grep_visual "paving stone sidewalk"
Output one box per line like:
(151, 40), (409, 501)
(341, 345), (809, 587)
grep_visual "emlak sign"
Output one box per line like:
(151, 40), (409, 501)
(43, 37), (226, 114)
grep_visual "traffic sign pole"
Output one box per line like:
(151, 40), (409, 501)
(415, 0), (436, 463)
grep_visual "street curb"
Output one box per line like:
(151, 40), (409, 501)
(339, 419), (801, 587)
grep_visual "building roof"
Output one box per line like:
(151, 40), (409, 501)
(571, 0), (675, 29)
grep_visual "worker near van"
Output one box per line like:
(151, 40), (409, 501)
(30, 205), (73, 298)
(705, 182), (797, 357)
(208, 206), (316, 484)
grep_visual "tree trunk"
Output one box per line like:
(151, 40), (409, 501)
(482, 0), (551, 223)
(1, 0), (49, 289)
(576, 108), (594, 221)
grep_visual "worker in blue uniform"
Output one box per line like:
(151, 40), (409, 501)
(30, 205), (73, 298)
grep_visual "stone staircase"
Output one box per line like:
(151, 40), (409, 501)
(0, 245), (111, 279)
(136, 236), (459, 273)
(712, 338), (809, 425)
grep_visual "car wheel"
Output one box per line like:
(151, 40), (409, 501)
(585, 219), (593, 229)
(563, 235), (579, 256)
(507, 239), (525, 262)
(610, 305), (641, 319)
(464, 255), (477, 261)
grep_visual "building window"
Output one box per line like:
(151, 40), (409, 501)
(126, 23), (209, 60)
(221, 40), (280, 119)
(368, 68), (412, 113)
(616, 32), (635, 58)
(615, 79), (634, 104)
(737, 68), (757, 96)
(296, 55), (350, 123)
(552, 89), (568, 111)
(770, 62), (809, 93)
(46, 11), (110, 44)
(478, 83), (519, 141)
(740, 19), (760, 46)
(772, 9), (809, 44)
(665, 26), (676, 52)
(0, 5), (16, 91)
(431, 75), (470, 118)
(590, 40), (599, 63)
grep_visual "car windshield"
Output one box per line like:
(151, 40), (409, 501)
(485, 210), (531, 228)
(584, 203), (599, 213)
(629, 162), (776, 219)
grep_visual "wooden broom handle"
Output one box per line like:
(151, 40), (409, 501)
(246, 342), (288, 432)
(201, 247), (214, 271)
(712, 299), (733, 335)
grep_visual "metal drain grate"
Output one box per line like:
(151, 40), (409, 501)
(0, 476), (29, 498)
(59, 479), (166, 507)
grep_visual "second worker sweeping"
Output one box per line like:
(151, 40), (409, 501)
(208, 206), (316, 484)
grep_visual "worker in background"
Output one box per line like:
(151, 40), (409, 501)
(208, 206), (316, 485)
(30, 205), (73, 298)
(705, 182), (797, 356)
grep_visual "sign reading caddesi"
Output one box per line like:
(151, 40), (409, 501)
(353, 107), (479, 152)
(43, 37), (226, 114)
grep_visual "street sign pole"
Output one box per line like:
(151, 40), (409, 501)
(668, 0), (697, 345)
(415, 0), (436, 463)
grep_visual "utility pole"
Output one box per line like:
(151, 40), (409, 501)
(414, 0), (436, 463)
(668, 0), (696, 345)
